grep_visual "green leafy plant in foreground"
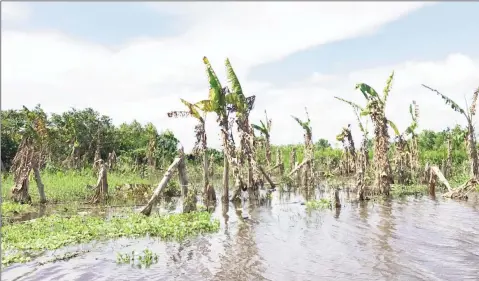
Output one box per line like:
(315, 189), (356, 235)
(116, 249), (159, 268)
(1, 201), (34, 217)
(306, 198), (331, 210)
(1, 211), (220, 266)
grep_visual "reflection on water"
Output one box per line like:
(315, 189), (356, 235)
(2, 191), (479, 281)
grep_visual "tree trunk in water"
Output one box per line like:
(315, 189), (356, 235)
(288, 158), (309, 177)
(467, 123), (479, 178)
(208, 154), (215, 178)
(445, 136), (452, 178)
(356, 137), (367, 201)
(178, 148), (196, 213)
(222, 156), (229, 202)
(265, 137), (272, 166)
(372, 117), (391, 195)
(332, 188), (341, 208)
(140, 157), (182, 216)
(33, 165), (46, 204)
(91, 161), (108, 204)
(258, 165), (275, 188)
(290, 148), (296, 172)
(202, 130), (213, 205)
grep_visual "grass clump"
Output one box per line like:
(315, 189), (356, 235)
(391, 184), (428, 196)
(117, 249), (159, 268)
(1, 211), (220, 266)
(305, 198), (331, 210)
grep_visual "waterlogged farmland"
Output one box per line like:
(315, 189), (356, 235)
(2, 53), (479, 281)
(2, 190), (479, 281)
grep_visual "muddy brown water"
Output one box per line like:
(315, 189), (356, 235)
(2, 190), (479, 281)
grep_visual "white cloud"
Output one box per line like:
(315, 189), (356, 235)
(4, 2), (474, 153)
(1, 2), (31, 23)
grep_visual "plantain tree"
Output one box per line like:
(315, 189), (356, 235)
(252, 110), (272, 166)
(422, 85), (479, 179)
(335, 97), (371, 199)
(354, 71), (396, 196)
(336, 124), (356, 175)
(223, 58), (260, 200)
(10, 106), (49, 203)
(291, 108), (315, 187)
(197, 57), (246, 202)
(168, 99), (213, 202)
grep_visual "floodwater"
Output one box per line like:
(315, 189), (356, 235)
(2, 190), (479, 281)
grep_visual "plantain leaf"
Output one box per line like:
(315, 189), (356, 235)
(225, 59), (246, 113)
(196, 99), (214, 113)
(334, 96), (365, 111)
(422, 84), (466, 117)
(203, 57), (224, 113)
(360, 109), (371, 116)
(382, 71), (394, 104)
(355, 83), (379, 100)
(387, 119), (400, 137)
(180, 99), (202, 120)
(252, 123), (268, 136)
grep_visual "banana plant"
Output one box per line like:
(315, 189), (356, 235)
(223, 58), (262, 200)
(291, 108), (315, 187)
(354, 71), (395, 195)
(167, 99), (212, 198)
(422, 84), (479, 178)
(252, 110), (272, 166)
(197, 56), (248, 202)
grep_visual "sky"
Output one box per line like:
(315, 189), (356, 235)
(2, 2), (479, 152)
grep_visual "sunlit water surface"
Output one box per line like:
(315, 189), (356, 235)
(3, 190), (479, 281)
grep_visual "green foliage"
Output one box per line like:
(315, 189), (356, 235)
(305, 198), (331, 210)
(1, 105), (179, 172)
(116, 249), (159, 268)
(1, 211), (220, 267)
(391, 184), (428, 197)
(1, 169), (159, 203)
(1, 202), (34, 217)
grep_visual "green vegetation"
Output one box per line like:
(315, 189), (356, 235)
(1, 211), (219, 266)
(390, 184), (429, 197)
(116, 249), (159, 268)
(1, 201), (34, 217)
(305, 198), (331, 210)
(1, 57), (477, 269)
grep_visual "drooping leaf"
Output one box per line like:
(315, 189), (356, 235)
(196, 99), (214, 113)
(252, 124), (268, 136)
(334, 97), (364, 112)
(387, 119), (400, 137)
(422, 84), (467, 117)
(355, 83), (379, 100)
(167, 111), (192, 119)
(180, 99), (202, 120)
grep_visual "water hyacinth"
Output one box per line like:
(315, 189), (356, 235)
(1, 211), (220, 266)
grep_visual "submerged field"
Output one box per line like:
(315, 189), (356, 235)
(1, 187), (478, 281)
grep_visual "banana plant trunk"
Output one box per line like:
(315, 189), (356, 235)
(356, 137), (368, 200)
(265, 136), (272, 166)
(467, 122), (479, 178)
(372, 116), (392, 195)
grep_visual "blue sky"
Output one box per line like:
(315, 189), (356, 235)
(8, 2), (479, 85)
(251, 2), (479, 84)
(3, 2), (479, 148)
